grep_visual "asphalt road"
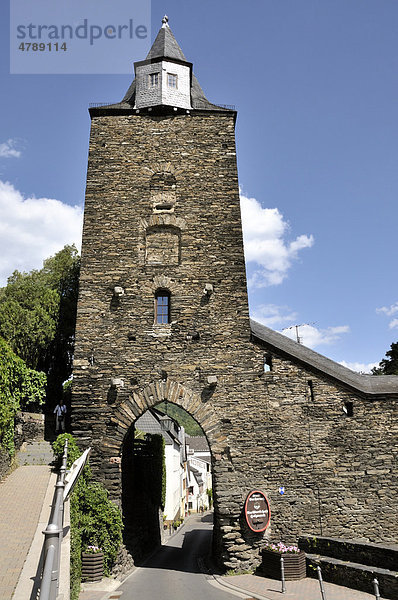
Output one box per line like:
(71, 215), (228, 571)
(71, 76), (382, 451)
(118, 512), (243, 600)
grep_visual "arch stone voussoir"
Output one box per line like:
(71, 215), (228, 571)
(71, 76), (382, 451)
(104, 380), (221, 453)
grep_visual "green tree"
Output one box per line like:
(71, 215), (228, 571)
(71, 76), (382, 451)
(156, 402), (203, 436)
(0, 245), (80, 401)
(0, 337), (46, 456)
(372, 342), (398, 375)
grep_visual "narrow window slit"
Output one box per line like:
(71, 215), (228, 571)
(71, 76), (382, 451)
(264, 355), (272, 373)
(155, 290), (170, 324)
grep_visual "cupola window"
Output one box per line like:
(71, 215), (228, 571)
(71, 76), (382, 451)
(149, 73), (159, 87)
(155, 290), (170, 324)
(167, 73), (178, 88)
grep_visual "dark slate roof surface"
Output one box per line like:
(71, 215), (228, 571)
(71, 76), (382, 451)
(250, 319), (398, 397)
(135, 408), (182, 445)
(120, 72), (228, 111)
(186, 435), (210, 452)
(117, 23), (233, 111)
(145, 25), (187, 62)
(188, 465), (203, 486)
(121, 79), (136, 104)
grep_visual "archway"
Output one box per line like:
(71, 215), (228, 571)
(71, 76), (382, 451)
(121, 401), (213, 561)
(104, 381), (223, 562)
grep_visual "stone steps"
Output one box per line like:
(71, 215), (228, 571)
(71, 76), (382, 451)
(17, 440), (54, 466)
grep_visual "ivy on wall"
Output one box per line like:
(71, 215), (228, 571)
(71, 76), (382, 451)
(0, 337), (46, 456)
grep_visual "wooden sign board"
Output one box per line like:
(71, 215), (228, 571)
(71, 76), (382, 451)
(244, 490), (270, 533)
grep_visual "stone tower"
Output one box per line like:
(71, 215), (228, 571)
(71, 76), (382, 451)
(72, 16), (258, 564)
(73, 18), (398, 571)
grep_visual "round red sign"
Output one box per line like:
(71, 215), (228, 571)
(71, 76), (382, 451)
(244, 490), (271, 533)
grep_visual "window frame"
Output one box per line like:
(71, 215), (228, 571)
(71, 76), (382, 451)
(167, 73), (178, 89)
(149, 72), (159, 87)
(155, 290), (171, 325)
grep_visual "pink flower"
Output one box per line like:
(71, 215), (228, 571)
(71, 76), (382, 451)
(265, 541), (300, 554)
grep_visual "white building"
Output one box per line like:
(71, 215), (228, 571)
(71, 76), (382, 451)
(185, 435), (212, 512)
(135, 408), (185, 523)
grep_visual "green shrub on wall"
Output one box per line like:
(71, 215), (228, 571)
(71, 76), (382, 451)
(75, 481), (123, 573)
(52, 434), (123, 600)
(52, 433), (90, 473)
(0, 337), (46, 456)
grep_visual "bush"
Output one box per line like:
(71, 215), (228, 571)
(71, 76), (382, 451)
(0, 337), (46, 456)
(74, 482), (123, 573)
(53, 434), (122, 598)
(70, 502), (82, 600)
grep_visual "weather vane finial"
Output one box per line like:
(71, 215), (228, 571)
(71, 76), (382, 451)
(162, 15), (169, 28)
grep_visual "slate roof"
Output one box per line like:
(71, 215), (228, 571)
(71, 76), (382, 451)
(120, 72), (227, 111)
(250, 319), (398, 397)
(188, 465), (203, 487)
(145, 23), (188, 62)
(186, 435), (210, 452)
(93, 20), (234, 114)
(135, 408), (181, 445)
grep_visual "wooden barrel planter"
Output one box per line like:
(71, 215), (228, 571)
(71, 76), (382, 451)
(261, 549), (306, 581)
(81, 551), (104, 582)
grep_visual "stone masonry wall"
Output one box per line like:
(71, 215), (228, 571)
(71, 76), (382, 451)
(72, 111), (398, 572)
(0, 447), (10, 481)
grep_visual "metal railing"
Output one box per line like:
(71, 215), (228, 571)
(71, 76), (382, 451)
(88, 101), (236, 110)
(39, 439), (68, 600)
(89, 102), (118, 108)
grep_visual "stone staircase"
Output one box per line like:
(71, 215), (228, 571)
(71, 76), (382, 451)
(299, 535), (398, 600)
(17, 440), (54, 466)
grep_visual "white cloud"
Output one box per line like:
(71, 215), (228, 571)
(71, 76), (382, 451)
(251, 303), (298, 328)
(376, 302), (398, 317)
(0, 180), (83, 286)
(240, 192), (314, 287)
(281, 323), (350, 348)
(0, 139), (21, 159)
(339, 361), (378, 374)
(251, 302), (350, 349)
(376, 302), (398, 329)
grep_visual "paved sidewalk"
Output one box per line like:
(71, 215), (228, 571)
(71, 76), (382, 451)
(79, 571), (387, 600)
(216, 573), (387, 600)
(0, 465), (52, 600)
(17, 440), (54, 466)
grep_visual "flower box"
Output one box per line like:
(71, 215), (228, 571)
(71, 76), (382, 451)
(81, 551), (104, 582)
(261, 548), (306, 581)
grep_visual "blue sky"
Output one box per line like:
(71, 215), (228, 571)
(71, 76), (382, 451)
(0, 0), (397, 371)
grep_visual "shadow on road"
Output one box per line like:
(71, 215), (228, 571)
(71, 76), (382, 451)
(200, 512), (213, 523)
(136, 516), (214, 574)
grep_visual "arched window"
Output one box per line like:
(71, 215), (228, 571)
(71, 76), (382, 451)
(155, 290), (170, 324)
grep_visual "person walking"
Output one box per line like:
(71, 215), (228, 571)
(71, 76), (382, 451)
(54, 399), (67, 434)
